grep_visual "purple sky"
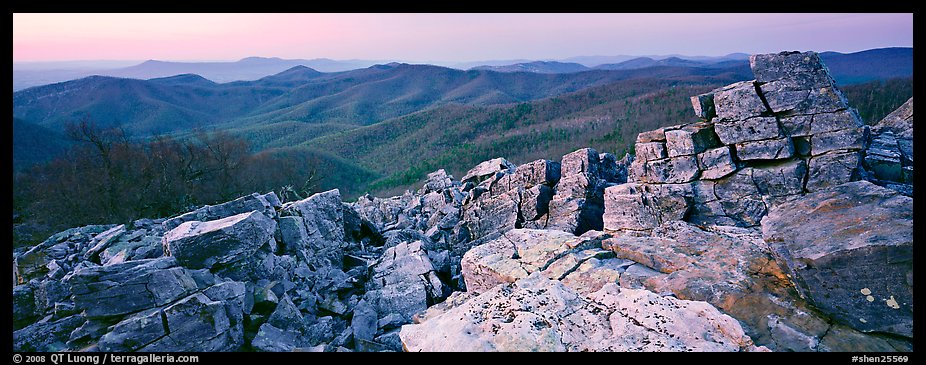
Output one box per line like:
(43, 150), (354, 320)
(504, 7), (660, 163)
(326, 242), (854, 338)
(13, 13), (914, 63)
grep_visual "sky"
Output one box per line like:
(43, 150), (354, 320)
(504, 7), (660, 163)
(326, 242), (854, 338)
(12, 13), (914, 63)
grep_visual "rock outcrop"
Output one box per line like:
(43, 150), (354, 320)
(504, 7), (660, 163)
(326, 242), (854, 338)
(762, 181), (913, 337)
(610, 51), (866, 232)
(863, 97), (913, 195)
(400, 273), (763, 352)
(12, 51), (912, 353)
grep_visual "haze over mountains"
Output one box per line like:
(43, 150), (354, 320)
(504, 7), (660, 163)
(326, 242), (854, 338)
(12, 47), (914, 196)
(13, 48), (911, 91)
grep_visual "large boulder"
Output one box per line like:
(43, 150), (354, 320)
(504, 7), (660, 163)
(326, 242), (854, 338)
(13, 314), (86, 352)
(65, 257), (198, 318)
(400, 273), (762, 352)
(280, 189), (347, 267)
(162, 211), (277, 270)
(761, 181), (913, 338)
(461, 158), (516, 185)
(460, 229), (605, 294)
(600, 221), (906, 351)
(162, 192), (279, 231)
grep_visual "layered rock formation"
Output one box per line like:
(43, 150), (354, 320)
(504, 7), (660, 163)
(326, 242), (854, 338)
(12, 51), (912, 352)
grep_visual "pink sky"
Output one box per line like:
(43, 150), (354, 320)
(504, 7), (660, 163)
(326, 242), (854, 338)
(12, 13), (914, 62)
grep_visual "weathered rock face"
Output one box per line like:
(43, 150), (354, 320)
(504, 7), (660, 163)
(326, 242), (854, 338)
(545, 148), (626, 234)
(66, 257), (199, 318)
(762, 181), (913, 338)
(599, 221), (909, 351)
(400, 273), (762, 352)
(609, 51), (867, 232)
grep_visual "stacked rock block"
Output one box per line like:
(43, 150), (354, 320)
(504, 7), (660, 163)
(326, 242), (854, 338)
(608, 51), (866, 231)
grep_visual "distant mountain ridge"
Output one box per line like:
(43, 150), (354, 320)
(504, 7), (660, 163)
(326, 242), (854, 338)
(12, 57), (384, 91)
(13, 48), (910, 91)
(471, 61), (591, 74)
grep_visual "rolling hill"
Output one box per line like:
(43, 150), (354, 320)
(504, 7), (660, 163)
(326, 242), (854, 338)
(12, 62), (755, 137)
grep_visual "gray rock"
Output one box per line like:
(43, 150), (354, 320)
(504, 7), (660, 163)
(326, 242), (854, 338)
(83, 224), (126, 262)
(762, 181), (913, 338)
(713, 80), (768, 121)
(714, 117), (780, 145)
(520, 184), (553, 221)
(13, 285), (37, 329)
(636, 128), (667, 143)
(351, 299), (378, 347)
(811, 127), (866, 156)
(500, 159), (561, 188)
(806, 151), (860, 192)
(630, 155), (700, 184)
(461, 188), (520, 242)
(697, 146), (737, 180)
(139, 292), (243, 351)
(374, 330), (403, 352)
(13, 314), (85, 352)
(460, 229), (591, 294)
(545, 148), (610, 234)
(280, 189), (345, 250)
(268, 295), (303, 332)
(664, 122), (720, 157)
(767, 315), (819, 352)
(873, 97), (913, 140)
(162, 211), (276, 270)
(33, 279), (70, 316)
(251, 323), (303, 352)
(66, 257), (198, 318)
(735, 137), (795, 161)
(780, 115), (813, 137)
(277, 216), (309, 260)
(752, 159), (807, 197)
(98, 308), (166, 352)
(750, 51), (835, 87)
(811, 109), (864, 135)
(603, 183), (690, 232)
(418, 169), (454, 194)
(618, 263), (665, 289)
(162, 192), (279, 231)
(759, 81), (848, 115)
(691, 92), (716, 119)
(636, 142), (668, 163)
(400, 273), (762, 352)
(461, 157), (515, 185)
(367, 241), (447, 321)
(100, 232), (164, 266)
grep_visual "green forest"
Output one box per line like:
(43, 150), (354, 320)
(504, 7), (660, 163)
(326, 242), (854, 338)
(12, 76), (913, 248)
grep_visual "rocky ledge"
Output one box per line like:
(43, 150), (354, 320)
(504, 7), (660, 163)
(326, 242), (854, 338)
(13, 51), (912, 352)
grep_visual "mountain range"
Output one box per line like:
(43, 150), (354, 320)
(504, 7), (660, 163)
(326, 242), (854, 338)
(12, 48), (914, 196)
(14, 48), (911, 91)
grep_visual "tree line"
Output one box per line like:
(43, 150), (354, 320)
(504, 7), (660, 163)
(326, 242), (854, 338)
(13, 120), (321, 248)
